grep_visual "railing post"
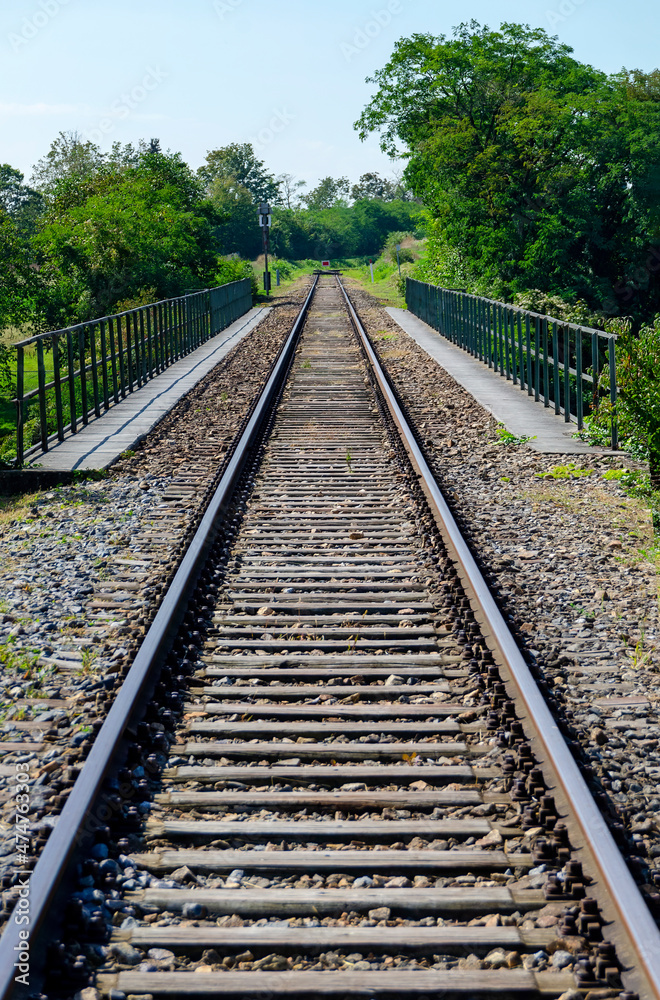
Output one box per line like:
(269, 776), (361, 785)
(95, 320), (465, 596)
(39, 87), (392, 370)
(15, 347), (24, 465)
(142, 308), (150, 379)
(89, 323), (101, 418)
(553, 321), (560, 415)
(67, 330), (77, 433)
(52, 334), (65, 441)
(36, 338), (49, 450)
(510, 309), (517, 385)
(99, 320), (110, 411)
(108, 317), (119, 403)
(534, 317), (540, 402)
(117, 317), (127, 397)
(591, 332), (600, 413)
(543, 318), (550, 407)
(526, 315), (532, 395)
(483, 302), (489, 368)
(133, 312), (142, 389)
(609, 336), (618, 449)
(563, 325), (571, 422)
(576, 329), (584, 429)
(79, 329), (89, 423)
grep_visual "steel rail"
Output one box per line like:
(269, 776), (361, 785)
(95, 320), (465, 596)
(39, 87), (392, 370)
(0, 276), (319, 1000)
(337, 275), (660, 999)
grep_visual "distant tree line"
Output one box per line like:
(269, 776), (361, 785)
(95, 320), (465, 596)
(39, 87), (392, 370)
(200, 142), (418, 260)
(0, 133), (417, 332)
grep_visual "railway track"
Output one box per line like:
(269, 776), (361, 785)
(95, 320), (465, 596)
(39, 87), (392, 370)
(2, 274), (660, 999)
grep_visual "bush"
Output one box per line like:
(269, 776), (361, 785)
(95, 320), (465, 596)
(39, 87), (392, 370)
(584, 315), (660, 478)
(214, 257), (257, 298)
(616, 317), (660, 486)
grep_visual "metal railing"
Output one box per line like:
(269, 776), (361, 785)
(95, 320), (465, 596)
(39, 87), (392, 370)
(12, 279), (253, 463)
(406, 278), (618, 449)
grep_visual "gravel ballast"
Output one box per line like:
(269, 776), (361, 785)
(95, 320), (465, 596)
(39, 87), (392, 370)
(347, 281), (660, 913)
(0, 284), (311, 921)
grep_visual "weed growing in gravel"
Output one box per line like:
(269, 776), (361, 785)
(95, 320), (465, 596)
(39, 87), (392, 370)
(536, 463), (593, 480)
(495, 426), (536, 446)
(79, 648), (98, 674)
(0, 640), (40, 675)
(627, 629), (655, 670)
(302, 359), (312, 369)
(570, 603), (596, 620)
(0, 490), (40, 525)
(603, 468), (660, 532)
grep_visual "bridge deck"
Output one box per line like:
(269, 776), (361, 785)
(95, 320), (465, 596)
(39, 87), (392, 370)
(386, 307), (611, 455)
(28, 307), (271, 472)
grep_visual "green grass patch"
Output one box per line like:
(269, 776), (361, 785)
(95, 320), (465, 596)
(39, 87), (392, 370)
(536, 463), (594, 480)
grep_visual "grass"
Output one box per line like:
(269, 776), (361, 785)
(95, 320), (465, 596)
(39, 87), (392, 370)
(249, 240), (425, 310)
(0, 490), (40, 524)
(495, 425), (537, 447)
(522, 479), (658, 570)
(341, 261), (407, 308)
(535, 462), (594, 480)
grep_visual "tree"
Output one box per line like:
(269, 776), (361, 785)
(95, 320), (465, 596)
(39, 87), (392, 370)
(34, 147), (223, 324)
(355, 22), (660, 316)
(30, 131), (106, 199)
(206, 176), (261, 258)
(278, 172), (307, 209)
(0, 209), (37, 331)
(199, 143), (280, 204)
(0, 164), (43, 237)
(303, 176), (350, 210)
(351, 172), (396, 201)
(616, 319), (660, 487)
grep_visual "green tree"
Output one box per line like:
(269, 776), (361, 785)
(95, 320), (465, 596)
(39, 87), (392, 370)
(355, 22), (660, 318)
(199, 143), (281, 204)
(206, 176), (261, 258)
(278, 172), (307, 209)
(34, 147), (222, 325)
(0, 209), (37, 332)
(616, 319), (660, 487)
(0, 164), (43, 237)
(302, 176), (350, 210)
(30, 131), (106, 202)
(350, 172), (397, 201)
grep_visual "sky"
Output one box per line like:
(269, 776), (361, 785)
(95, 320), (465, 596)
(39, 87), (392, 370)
(1, 0), (658, 192)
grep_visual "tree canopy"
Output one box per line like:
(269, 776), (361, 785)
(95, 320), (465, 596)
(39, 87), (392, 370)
(356, 21), (660, 319)
(33, 142), (223, 325)
(302, 176), (350, 210)
(199, 143), (281, 204)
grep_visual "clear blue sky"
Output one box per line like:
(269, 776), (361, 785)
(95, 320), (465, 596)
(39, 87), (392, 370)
(1, 0), (658, 190)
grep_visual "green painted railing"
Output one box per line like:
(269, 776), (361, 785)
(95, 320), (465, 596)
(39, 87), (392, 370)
(13, 279), (253, 464)
(406, 278), (618, 449)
